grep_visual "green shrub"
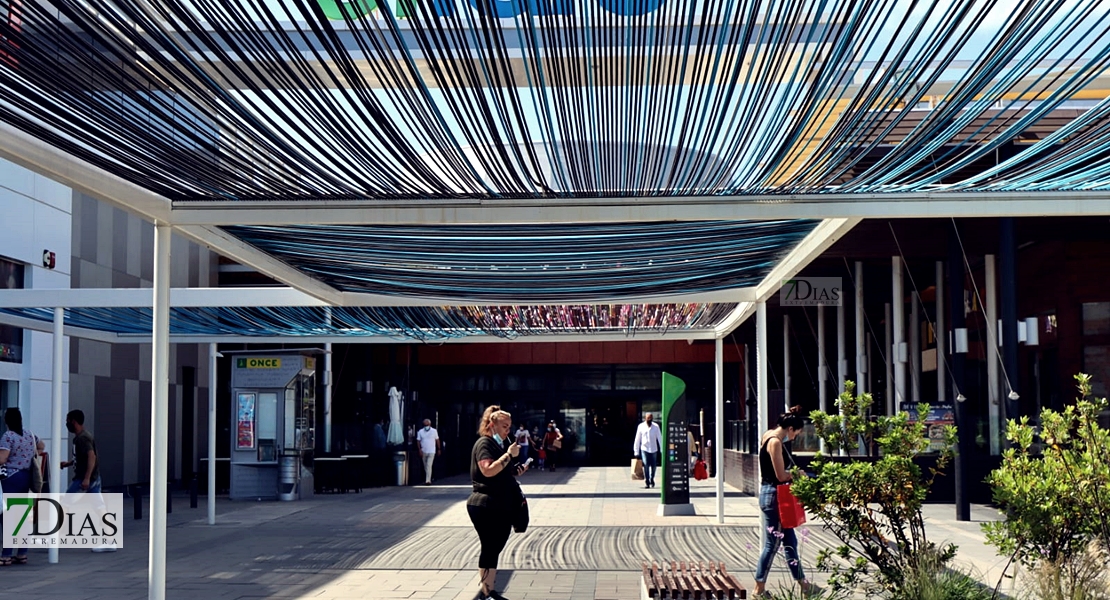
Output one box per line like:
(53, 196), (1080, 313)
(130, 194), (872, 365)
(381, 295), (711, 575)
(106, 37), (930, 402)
(984, 373), (1110, 600)
(791, 381), (958, 597)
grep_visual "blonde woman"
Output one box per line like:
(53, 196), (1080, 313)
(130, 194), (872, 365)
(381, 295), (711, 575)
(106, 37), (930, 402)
(468, 406), (530, 599)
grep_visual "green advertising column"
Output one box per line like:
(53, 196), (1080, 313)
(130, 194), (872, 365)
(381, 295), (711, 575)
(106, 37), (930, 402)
(659, 372), (695, 516)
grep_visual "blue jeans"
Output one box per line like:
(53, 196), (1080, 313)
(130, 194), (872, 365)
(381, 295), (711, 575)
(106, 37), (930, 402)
(67, 477), (102, 494)
(1, 469), (31, 558)
(641, 451), (658, 484)
(754, 483), (805, 583)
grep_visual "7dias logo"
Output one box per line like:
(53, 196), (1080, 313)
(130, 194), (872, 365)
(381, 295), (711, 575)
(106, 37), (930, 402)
(780, 277), (843, 307)
(3, 493), (123, 548)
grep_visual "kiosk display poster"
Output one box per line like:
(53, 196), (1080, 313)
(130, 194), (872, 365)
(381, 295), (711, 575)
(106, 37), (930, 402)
(661, 372), (690, 505)
(237, 392), (256, 449)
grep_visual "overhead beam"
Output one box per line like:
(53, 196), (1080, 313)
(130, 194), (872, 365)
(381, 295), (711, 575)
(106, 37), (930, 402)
(0, 122), (172, 224)
(714, 218), (861, 336)
(0, 286), (755, 308)
(176, 225), (346, 306)
(169, 193), (1110, 225)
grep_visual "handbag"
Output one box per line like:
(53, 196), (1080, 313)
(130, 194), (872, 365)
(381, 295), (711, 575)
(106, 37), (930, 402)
(513, 494), (530, 533)
(776, 483), (807, 529)
(631, 458), (644, 480)
(551, 439), (562, 450)
(30, 452), (44, 493)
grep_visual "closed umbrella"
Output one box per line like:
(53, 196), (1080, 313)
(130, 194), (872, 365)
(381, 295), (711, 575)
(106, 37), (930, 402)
(387, 387), (404, 445)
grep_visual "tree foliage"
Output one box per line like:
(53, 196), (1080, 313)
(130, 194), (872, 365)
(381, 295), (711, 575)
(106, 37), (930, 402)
(983, 373), (1110, 597)
(791, 381), (958, 597)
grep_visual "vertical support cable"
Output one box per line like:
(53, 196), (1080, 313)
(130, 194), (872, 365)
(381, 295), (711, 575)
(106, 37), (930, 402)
(149, 223), (171, 600)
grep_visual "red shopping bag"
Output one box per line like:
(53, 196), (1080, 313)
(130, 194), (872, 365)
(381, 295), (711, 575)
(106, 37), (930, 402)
(777, 483), (807, 529)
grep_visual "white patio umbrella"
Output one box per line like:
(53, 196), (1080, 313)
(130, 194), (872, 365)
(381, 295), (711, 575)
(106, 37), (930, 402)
(387, 386), (404, 445)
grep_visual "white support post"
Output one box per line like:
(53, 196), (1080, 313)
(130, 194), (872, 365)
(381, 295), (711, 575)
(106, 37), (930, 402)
(817, 305), (827, 454)
(207, 342), (217, 526)
(149, 224), (171, 600)
(985, 254), (1001, 454)
(911, 291), (921, 404)
(715, 337), (724, 524)
(855, 261), (866, 394)
(837, 300), (846, 456)
(783, 315), (791, 409)
(936, 262), (946, 404)
(756, 302), (769, 437)
(893, 257), (906, 412)
(885, 303), (894, 416)
(49, 307), (64, 565)
(325, 341), (333, 453)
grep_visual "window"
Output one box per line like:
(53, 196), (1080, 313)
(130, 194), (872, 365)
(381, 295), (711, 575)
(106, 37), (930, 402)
(0, 257), (24, 363)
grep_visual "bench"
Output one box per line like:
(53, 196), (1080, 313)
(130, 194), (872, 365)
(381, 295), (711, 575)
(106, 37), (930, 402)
(641, 560), (747, 599)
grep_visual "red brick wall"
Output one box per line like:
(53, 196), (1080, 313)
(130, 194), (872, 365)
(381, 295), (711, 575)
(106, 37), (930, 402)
(416, 340), (743, 366)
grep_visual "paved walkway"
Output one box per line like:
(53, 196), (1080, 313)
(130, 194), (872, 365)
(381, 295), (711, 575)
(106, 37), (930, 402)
(1, 467), (1017, 600)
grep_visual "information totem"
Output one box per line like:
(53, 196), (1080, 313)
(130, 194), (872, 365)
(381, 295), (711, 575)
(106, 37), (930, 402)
(658, 372), (694, 516)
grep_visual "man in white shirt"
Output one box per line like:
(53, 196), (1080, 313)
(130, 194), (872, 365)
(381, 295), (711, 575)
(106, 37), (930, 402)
(632, 413), (662, 489)
(515, 424), (531, 462)
(415, 419), (441, 485)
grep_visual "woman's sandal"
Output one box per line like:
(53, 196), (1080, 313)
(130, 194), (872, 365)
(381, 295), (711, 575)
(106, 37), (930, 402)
(12, 556), (27, 565)
(0, 557), (12, 566)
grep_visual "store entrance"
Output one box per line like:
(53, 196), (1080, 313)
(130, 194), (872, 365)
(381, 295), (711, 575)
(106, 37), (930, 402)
(586, 395), (643, 466)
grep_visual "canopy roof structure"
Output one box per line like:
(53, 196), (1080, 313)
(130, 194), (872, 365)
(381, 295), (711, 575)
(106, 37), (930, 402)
(2, 0), (1110, 341)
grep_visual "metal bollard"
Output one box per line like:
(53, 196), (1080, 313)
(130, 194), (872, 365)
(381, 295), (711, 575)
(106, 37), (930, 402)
(133, 485), (142, 520)
(190, 475), (198, 509)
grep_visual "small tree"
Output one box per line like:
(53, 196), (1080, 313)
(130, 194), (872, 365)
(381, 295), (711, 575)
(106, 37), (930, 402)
(983, 373), (1110, 599)
(791, 381), (958, 597)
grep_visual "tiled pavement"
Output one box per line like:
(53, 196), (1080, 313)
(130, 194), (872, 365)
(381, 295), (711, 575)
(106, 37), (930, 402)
(1, 467), (1015, 599)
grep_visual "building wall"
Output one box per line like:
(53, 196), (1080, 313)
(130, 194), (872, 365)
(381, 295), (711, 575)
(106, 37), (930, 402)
(68, 193), (218, 489)
(0, 159), (72, 462)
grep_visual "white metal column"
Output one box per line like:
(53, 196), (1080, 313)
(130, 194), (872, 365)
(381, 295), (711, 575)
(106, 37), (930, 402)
(783, 316), (791, 409)
(836, 302), (846, 394)
(855, 261), (866, 394)
(985, 254), (1001, 454)
(207, 342), (217, 526)
(817, 305), (827, 454)
(714, 337), (724, 524)
(149, 224), (171, 600)
(756, 302), (769, 436)
(885, 303), (894, 415)
(936, 262), (946, 404)
(49, 307), (64, 565)
(892, 257), (906, 411)
(910, 291), (921, 404)
(325, 341), (333, 452)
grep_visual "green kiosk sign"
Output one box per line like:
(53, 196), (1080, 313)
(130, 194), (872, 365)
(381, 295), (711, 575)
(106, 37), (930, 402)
(659, 372), (693, 515)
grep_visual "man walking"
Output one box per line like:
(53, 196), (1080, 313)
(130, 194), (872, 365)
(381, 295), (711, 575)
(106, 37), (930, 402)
(632, 412), (662, 489)
(60, 409), (100, 493)
(415, 418), (440, 485)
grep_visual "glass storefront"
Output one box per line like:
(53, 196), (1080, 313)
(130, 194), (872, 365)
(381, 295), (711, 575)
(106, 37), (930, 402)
(0, 257), (24, 363)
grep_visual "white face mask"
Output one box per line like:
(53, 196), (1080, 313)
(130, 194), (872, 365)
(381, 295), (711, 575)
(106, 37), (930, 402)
(424, 426), (431, 431)
(492, 433), (503, 444)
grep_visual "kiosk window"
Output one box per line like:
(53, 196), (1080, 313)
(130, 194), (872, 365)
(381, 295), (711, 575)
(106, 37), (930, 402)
(257, 393), (278, 462)
(284, 387), (296, 449)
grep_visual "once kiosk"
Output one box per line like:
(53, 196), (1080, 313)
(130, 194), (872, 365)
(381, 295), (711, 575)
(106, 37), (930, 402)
(228, 351), (317, 501)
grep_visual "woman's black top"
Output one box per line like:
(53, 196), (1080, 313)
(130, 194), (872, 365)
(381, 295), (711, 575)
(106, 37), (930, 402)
(468, 436), (520, 509)
(759, 435), (796, 486)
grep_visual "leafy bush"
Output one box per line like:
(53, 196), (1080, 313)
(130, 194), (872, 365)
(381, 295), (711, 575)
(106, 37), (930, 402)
(791, 381), (958, 597)
(1025, 541), (1110, 600)
(984, 373), (1110, 599)
(893, 549), (995, 600)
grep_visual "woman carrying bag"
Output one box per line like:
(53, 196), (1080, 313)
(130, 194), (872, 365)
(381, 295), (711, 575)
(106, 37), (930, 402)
(0, 408), (36, 565)
(752, 406), (821, 598)
(468, 406), (530, 600)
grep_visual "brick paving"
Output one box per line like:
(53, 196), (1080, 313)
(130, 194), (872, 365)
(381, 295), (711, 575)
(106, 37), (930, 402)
(0, 467), (1013, 599)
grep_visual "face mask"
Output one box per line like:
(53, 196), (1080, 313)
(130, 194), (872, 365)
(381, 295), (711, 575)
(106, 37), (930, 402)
(492, 433), (503, 444)
(548, 426), (554, 431)
(424, 426), (431, 431)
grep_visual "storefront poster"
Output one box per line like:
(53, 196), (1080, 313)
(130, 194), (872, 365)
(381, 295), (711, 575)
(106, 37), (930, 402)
(237, 392), (256, 449)
(900, 402), (955, 452)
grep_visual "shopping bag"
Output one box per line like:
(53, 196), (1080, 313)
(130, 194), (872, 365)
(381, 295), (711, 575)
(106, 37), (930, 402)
(631, 458), (644, 480)
(776, 483), (807, 529)
(693, 459), (708, 481)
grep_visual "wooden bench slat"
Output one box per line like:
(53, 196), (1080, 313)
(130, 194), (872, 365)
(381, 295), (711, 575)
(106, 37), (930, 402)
(641, 559), (745, 600)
